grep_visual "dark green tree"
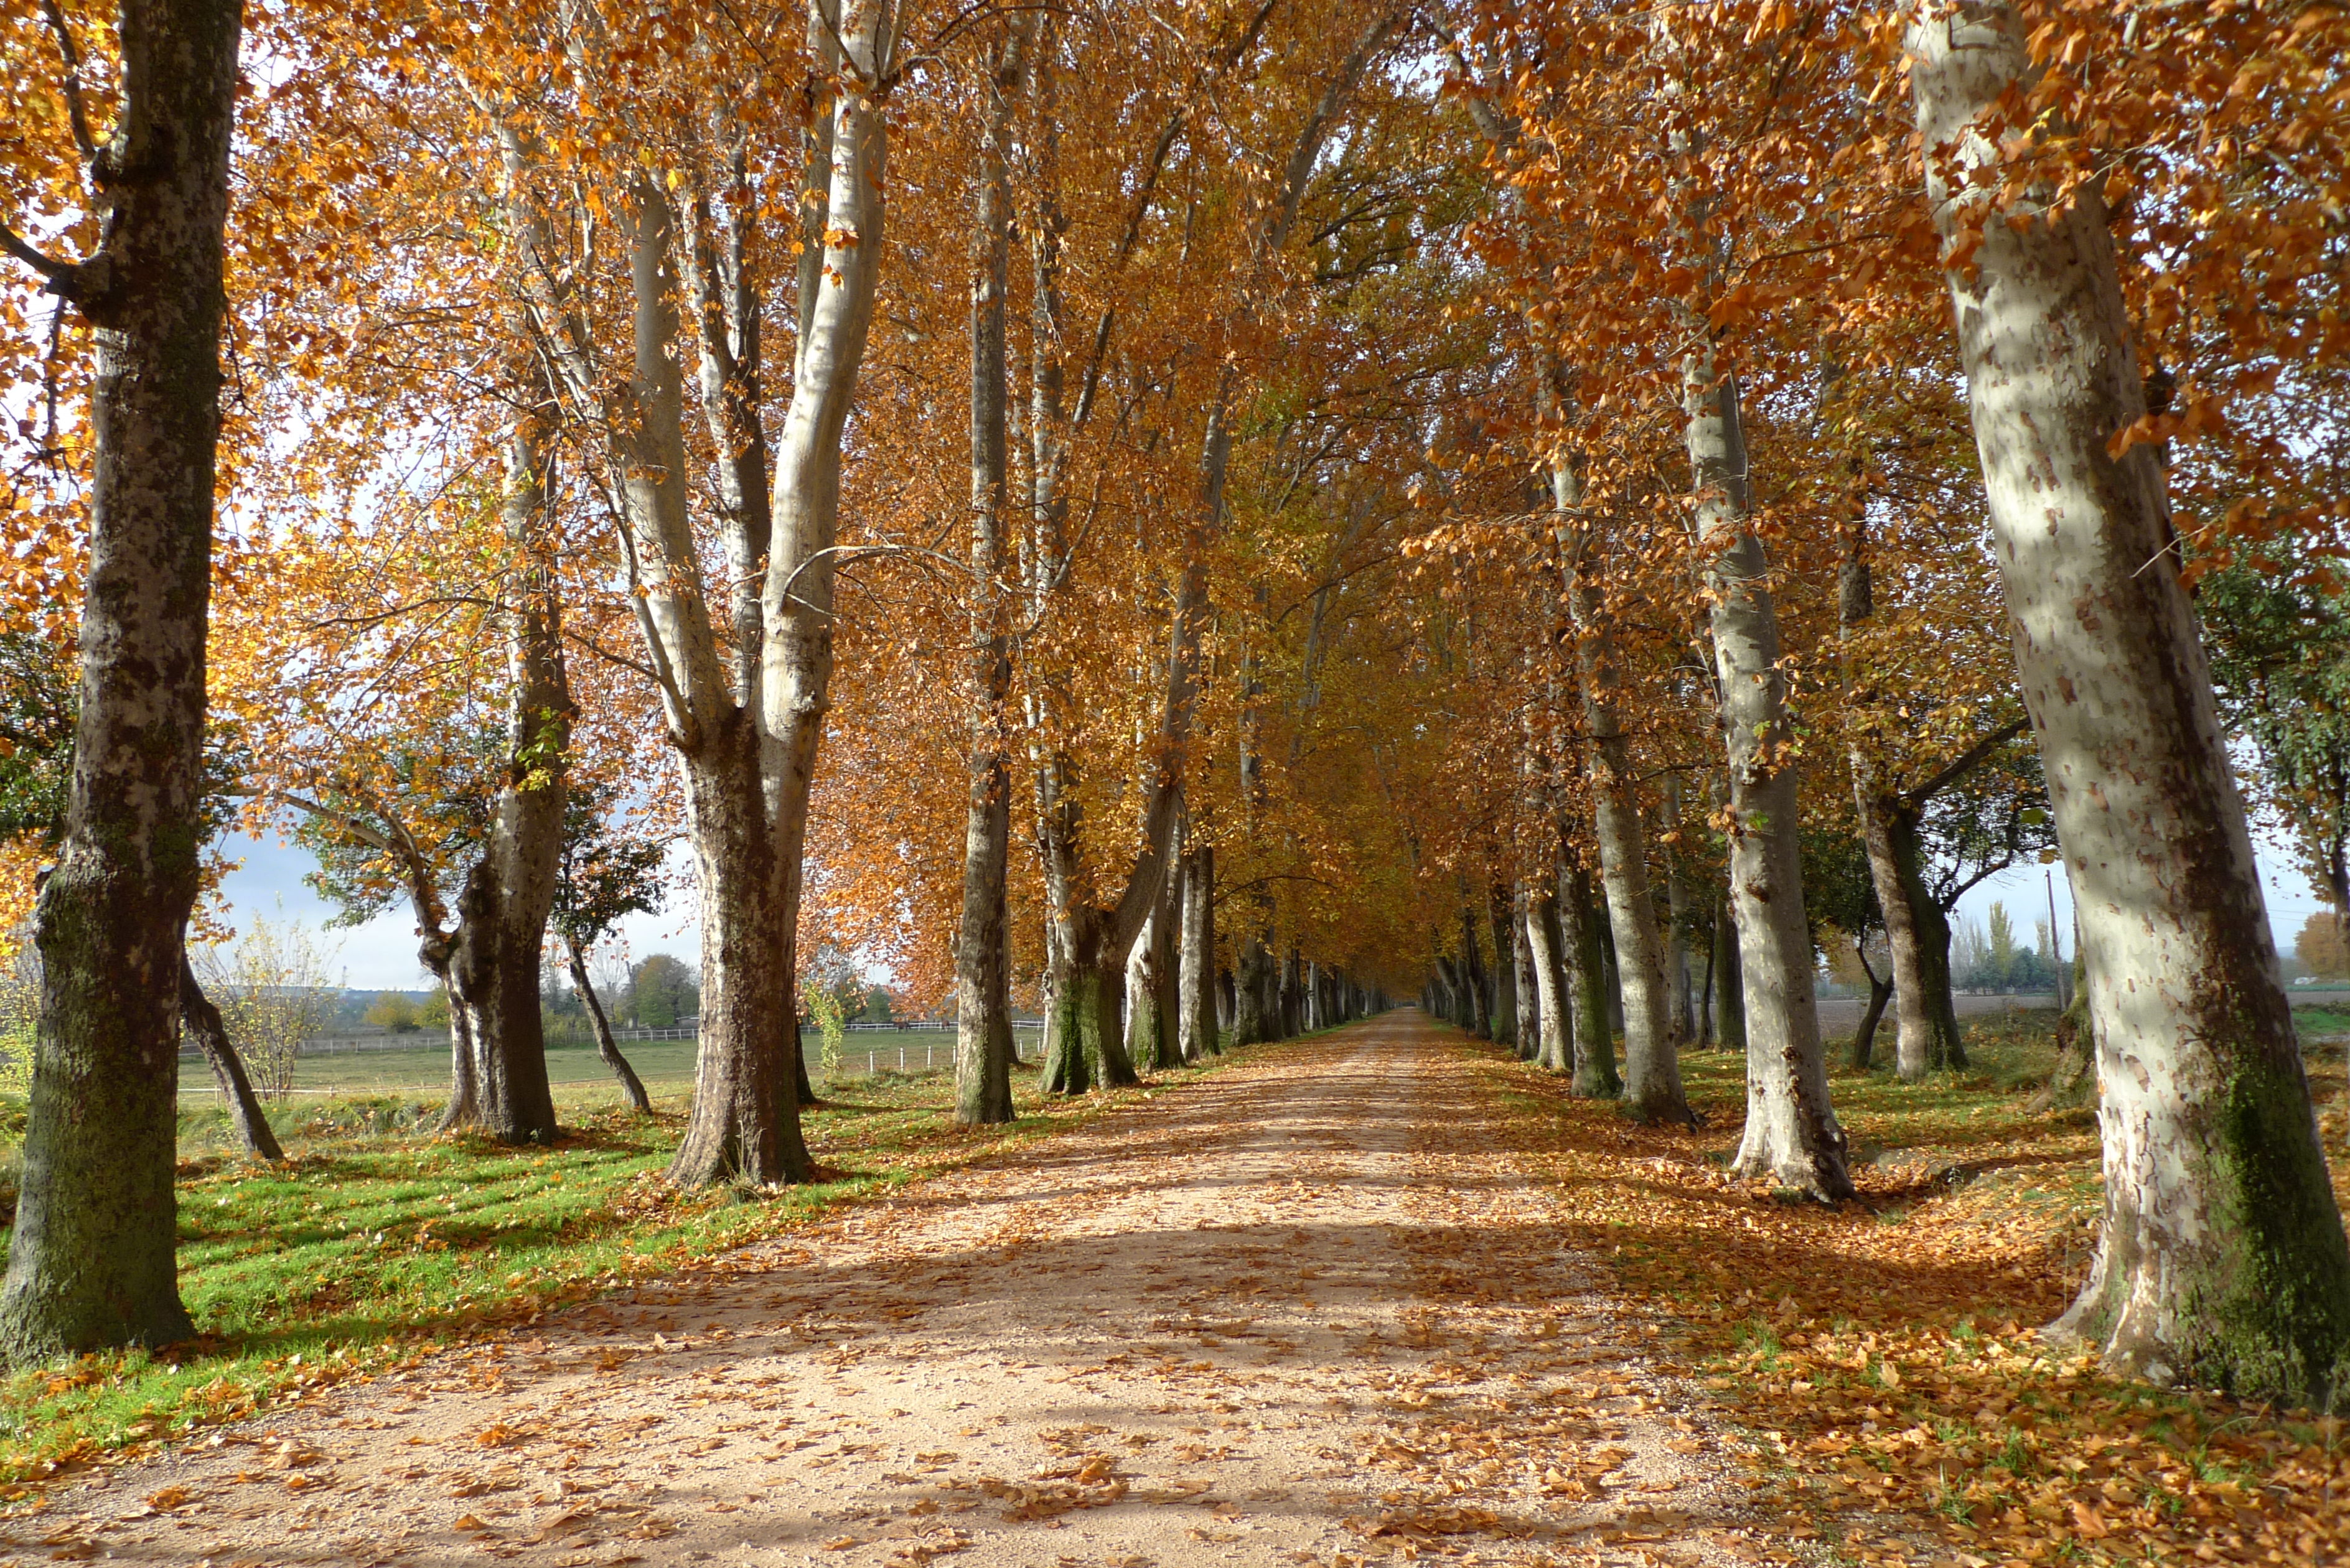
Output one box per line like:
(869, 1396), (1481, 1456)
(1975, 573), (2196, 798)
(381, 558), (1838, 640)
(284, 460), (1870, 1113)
(1801, 823), (1892, 1069)
(2200, 551), (2350, 926)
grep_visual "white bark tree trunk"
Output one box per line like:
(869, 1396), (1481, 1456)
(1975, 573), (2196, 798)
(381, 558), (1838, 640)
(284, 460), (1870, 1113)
(1522, 878), (1573, 1075)
(743, 3), (898, 1180)
(1511, 882), (1540, 1060)
(1687, 352), (1851, 1198)
(1911, 0), (2350, 1396)
(953, 20), (1027, 1127)
(1545, 423), (1688, 1122)
(1179, 841), (1217, 1059)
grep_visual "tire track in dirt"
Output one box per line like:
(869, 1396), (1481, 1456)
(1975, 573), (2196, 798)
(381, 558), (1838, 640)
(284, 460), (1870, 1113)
(2, 1010), (1759, 1568)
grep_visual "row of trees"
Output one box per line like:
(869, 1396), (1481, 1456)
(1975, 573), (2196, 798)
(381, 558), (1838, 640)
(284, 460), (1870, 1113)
(2, 0), (2346, 1411)
(1396, 0), (2350, 1409)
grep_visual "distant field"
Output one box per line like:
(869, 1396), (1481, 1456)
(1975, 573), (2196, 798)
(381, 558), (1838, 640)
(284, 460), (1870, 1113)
(183, 1028), (1044, 1113)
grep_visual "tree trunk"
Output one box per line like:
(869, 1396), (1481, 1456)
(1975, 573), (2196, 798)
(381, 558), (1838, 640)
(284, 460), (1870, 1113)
(1043, 908), (1137, 1093)
(1601, 923), (1625, 1036)
(668, 716), (809, 1185)
(792, 1014), (820, 1109)
(1233, 931), (1275, 1045)
(1524, 882), (1573, 1074)
(952, 19), (1025, 1129)
(1560, 520), (1687, 1123)
(1, 0), (243, 1357)
(1281, 947), (1304, 1038)
(1842, 502), (1945, 1081)
(1696, 928), (1716, 1048)
(1179, 842), (1217, 1058)
(1662, 774), (1695, 1042)
(1559, 856), (1622, 1098)
(1687, 349), (1849, 1195)
(1858, 783), (1936, 1080)
(1888, 806), (1969, 1071)
(1912, 0), (2350, 1398)
(1511, 882), (1540, 1060)
(2030, 949), (2094, 1112)
(596, 161), (810, 1188)
(1125, 867), (1181, 1071)
(1713, 894), (1746, 1055)
(566, 936), (650, 1114)
(714, 6), (896, 1186)
(177, 958), (283, 1162)
(1151, 877), (1182, 1059)
(1849, 946), (1892, 1072)
(1488, 880), (1518, 1048)
(438, 391), (569, 1147)
(1459, 892), (1492, 1040)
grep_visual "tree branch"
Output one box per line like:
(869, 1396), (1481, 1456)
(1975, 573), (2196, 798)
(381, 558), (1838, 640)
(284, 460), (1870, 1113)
(1902, 716), (2030, 808)
(0, 217), (75, 286)
(39, 0), (99, 161)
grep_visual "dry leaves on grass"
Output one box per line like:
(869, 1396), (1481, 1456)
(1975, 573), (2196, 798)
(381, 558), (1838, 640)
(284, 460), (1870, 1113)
(1474, 1042), (2350, 1566)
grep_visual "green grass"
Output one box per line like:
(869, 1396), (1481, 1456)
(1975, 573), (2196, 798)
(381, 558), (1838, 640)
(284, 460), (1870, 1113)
(185, 1029), (1038, 1113)
(0, 1035), (1221, 1485)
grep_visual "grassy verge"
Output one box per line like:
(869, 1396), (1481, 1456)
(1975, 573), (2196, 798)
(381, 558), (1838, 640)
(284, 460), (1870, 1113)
(1476, 1012), (2350, 1567)
(0, 1040), (1242, 1486)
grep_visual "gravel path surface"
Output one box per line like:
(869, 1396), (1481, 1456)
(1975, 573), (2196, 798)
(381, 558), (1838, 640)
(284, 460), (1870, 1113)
(5, 1012), (1755, 1568)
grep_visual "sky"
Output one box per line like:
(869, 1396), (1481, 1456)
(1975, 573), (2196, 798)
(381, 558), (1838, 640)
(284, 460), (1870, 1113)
(1950, 818), (2321, 970)
(209, 826), (702, 992)
(209, 809), (2333, 993)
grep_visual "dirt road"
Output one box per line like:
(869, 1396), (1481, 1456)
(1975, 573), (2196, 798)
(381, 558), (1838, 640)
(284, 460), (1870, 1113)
(6, 1012), (1753, 1567)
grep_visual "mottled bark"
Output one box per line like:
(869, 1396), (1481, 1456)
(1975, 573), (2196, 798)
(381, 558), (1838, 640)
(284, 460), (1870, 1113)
(1557, 500), (1686, 1122)
(1687, 353), (1848, 1195)
(1125, 864), (1181, 1071)
(1488, 881), (1518, 1048)
(1179, 842), (1217, 1058)
(1, 0), (244, 1356)
(1887, 806), (1968, 1071)
(1041, 908), (1136, 1094)
(1558, 857), (1621, 1099)
(1842, 510), (1940, 1081)
(953, 19), (1026, 1129)
(436, 388), (569, 1147)
(1913, 0), (2350, 1399)
(1510, 882), (1540, 1060)
(1233, 931), (1276, 1045)
(1524, 879), (1573, 1074)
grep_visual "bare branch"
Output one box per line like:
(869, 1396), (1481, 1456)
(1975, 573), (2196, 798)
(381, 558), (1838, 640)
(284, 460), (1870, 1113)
(0, 217), (75, 286)
(39, 0), (98, 161)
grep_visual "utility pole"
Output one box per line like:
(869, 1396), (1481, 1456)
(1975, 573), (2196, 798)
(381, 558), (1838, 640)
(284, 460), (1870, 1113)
(2045, 869), (2070, 1012)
